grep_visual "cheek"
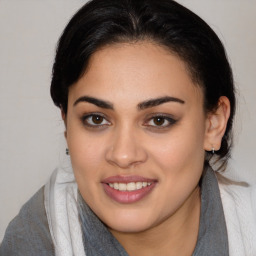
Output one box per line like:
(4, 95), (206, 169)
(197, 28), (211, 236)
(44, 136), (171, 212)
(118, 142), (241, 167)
(67, 128), (106, 180)
(68, 134), (107, 204)
(149, 121), (206, 173)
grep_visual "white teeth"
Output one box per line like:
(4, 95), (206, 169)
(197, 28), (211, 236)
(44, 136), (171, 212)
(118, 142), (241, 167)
(108, 181), (152, 191)
(119, 183), (127, 191)
(126, 182), (136, 191)
(136, 182), (143, 190)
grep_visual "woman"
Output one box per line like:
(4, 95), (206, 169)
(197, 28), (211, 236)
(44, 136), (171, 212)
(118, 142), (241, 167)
(1, 0), (255, 255)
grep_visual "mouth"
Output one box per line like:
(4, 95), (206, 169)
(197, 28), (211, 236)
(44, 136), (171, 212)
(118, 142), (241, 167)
(102, 176), (157, 204)
(108, 181), (152, 191)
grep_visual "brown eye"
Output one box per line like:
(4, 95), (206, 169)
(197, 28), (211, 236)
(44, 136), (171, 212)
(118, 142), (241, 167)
(153, 117), (165, 126)
(145, 115), (177, 129)
(92, 115), (104, 124)
(82, 114), (111, 127)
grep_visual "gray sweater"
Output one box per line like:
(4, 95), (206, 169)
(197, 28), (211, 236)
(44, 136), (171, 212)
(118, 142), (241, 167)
(0, 167), (228, 255)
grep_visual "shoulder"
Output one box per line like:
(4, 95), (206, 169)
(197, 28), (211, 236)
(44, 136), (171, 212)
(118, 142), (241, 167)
(217, 175), (256, 212)
(217, 175), (256, 255)
(0, 187), (55, 256)
(217, 175), (256, 224)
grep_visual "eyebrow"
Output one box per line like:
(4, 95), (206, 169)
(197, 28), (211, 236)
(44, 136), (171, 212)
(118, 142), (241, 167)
(73, 96), (114, 109)
(73, 95), (185, 110)
(137, 96), (185, 110)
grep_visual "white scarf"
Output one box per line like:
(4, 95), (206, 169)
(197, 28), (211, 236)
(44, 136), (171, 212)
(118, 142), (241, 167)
(44, 168), (85, 256)
(44, 167), (256, 256)
(218, 177), (256, 256)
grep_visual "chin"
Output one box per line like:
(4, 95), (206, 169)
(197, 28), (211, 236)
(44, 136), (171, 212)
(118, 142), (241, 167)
(99, 209), (159, 233)
(107, 219), (151, 233)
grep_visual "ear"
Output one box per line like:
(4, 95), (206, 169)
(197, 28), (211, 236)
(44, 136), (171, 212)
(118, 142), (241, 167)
(61, 108), (67, 139)
(204, 96), (231, 152)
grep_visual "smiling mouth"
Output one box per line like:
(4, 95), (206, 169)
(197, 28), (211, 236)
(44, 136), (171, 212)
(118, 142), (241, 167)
(108, 181), (152, 191)
(102, 176), (157, 204)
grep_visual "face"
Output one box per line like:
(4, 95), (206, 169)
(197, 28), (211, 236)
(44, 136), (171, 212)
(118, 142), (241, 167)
(65, 41), (209, 233)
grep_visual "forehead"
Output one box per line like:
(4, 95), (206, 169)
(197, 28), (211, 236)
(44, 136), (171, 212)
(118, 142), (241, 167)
(69, 41), (203, 107)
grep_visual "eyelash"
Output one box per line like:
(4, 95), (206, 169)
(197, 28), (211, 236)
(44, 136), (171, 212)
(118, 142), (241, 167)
(81, 113), (111, 128)
(81, 113), (177, 130)
(144, 114), (177, 129)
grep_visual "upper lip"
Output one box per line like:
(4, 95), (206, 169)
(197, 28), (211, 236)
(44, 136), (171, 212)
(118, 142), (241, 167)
(102, 175), (157, 184)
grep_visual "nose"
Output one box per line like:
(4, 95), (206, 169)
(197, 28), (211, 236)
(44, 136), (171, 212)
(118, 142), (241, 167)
(105, 127), (147, 169)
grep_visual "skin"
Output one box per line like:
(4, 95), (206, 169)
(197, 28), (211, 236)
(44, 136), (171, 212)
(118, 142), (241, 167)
(64, 41), (230, 256)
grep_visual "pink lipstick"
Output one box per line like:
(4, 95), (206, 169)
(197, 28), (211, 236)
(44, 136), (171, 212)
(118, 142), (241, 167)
(102, 175), (157, 204)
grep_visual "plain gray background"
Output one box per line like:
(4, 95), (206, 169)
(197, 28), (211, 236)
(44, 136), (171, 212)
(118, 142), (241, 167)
(0, 0), (255, 241)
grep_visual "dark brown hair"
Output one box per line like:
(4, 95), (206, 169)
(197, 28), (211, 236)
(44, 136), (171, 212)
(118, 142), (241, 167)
(50, 0), (236, 169)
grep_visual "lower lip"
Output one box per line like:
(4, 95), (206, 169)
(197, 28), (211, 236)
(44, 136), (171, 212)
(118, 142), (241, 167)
(102, 183), (156, 204)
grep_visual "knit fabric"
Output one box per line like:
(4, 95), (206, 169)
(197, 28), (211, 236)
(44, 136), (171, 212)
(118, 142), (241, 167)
(77, 167), (228, 256)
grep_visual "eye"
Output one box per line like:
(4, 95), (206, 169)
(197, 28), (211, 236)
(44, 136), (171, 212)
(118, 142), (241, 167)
(81, 114), (111, 127)
(145, 115), (177, 128)
(151, 117), (168, 126)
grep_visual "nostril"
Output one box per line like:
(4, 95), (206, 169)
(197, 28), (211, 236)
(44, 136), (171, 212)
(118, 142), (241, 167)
(105, 144), (147, 168)
(104, 131), (148, 168)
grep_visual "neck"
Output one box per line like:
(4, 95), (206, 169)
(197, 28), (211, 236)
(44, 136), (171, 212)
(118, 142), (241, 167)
(110, 186), (201, 256)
